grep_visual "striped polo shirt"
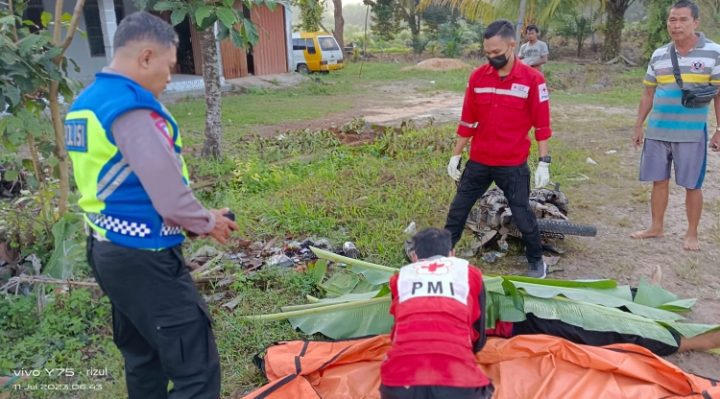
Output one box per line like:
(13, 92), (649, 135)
(643, 33), (720, 142)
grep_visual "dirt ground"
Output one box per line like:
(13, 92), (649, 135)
(550, 103), (720, 377)
(250, 80), (720, 377)
(248, 81), (464, 136)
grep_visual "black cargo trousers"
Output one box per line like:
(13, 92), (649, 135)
(87, 236), (221, 399)
(444, 160), (543, 264)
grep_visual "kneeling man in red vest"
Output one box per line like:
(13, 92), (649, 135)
(380, 227), (494, 399)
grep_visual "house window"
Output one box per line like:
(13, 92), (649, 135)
(114, 0), (124, 24)
(83, 0), (105, 57)
(22, 0), (43, 33)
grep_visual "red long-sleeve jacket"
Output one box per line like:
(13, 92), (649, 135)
(458, 60), (553, 166)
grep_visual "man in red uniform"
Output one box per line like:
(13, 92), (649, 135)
(445, 19), (553, 278)
(380, 228), (494, 399)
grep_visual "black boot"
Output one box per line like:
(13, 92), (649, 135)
(527, 260), (547, 279)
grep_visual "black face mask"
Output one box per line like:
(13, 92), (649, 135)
(488, 53), (510, 69)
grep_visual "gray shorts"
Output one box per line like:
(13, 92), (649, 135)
(639, 139), (707, 189)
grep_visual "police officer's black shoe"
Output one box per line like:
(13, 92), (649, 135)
(527, 260), (547, 279)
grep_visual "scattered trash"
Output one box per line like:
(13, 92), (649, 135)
(543, 255), (560, 266)
(459, 248), (475, 258)
(313, 238), (332, 250)
(189, 245), (222, 269)
(205, 292), (226, 304)
(267, 254), (294, 268)
(497, 238), (509, 253)
(222, 297), (242, 311)
(482, 251), (505, 264)
(586, 157), (598, 165)
(217, 275), (236, 288)
(27, 254), (41, 275)
(605, 150), (617, 154)
(342, 242), (360, 259)
(567, 174), (591, 181)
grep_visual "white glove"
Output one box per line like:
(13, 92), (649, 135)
(447, 155), (462, 181)
(534, 161), (550, 188)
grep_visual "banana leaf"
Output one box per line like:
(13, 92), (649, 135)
(245, 250), (703, 341)
(281, 290), (386, 311)
(311, 247), (396, 285)
(658, 299), (697, 312)
(288, 297), (393, 338)
(484, 276), (506, 295)
(318, 269), (385, 298)
(510, 281), (685, 321)
(634, 280), (678, 307)
(522, 296), (679, 346)
(634, 280), (696, 312)
(491, 292), (527, 323)
(501, 275), (617, 289)
(661, 321), (720, 338)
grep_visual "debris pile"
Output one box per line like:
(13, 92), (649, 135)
(187, 237), (361, 309)
(403, 58), (472, 72)
(0, 235), (361, 308)
(461, 186), (595, 263)
(467, 186), (574, 241)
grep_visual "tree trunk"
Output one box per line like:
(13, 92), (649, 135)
(200, 27), (222, 159)
(26, 134), (44, 184)
(602, 0), (627, 61)
(50, 81), (70, 215)
(332, 0), (344, 49)
(49, 0), (85, 216)
(577, 35), (584, 57)
(515, 0), (527, 50)
(409, 10), (421, 54)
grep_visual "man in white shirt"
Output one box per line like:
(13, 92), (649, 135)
(519, 25), (549, 72)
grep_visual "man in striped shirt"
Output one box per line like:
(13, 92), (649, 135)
(631, 0), (720, 250)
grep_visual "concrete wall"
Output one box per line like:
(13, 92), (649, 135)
(46, 0), (104, 83)
(55, 0), (140, 83)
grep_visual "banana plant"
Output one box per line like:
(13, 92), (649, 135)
(244, 248), (719, 344)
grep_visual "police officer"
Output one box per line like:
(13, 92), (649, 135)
(65, 12), (237, 399)
(445, 19), (553, 278)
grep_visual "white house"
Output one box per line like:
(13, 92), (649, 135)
(23, 0), (294, 92)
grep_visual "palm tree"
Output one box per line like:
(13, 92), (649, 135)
(600, 0), (635, 61)
(418, 0), (586, 26)
(419, 0), (623, 61)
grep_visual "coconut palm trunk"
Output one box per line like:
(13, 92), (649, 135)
(200, 27), (222, 158)
(602, 0), (632, 61)
(333, 0), (344, 49)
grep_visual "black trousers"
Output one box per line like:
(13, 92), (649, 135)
(512, 314), (681, 356)
(380, 384), (495, 399)
(445, 160), (543, 264)
(87, 237), (221, 399)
